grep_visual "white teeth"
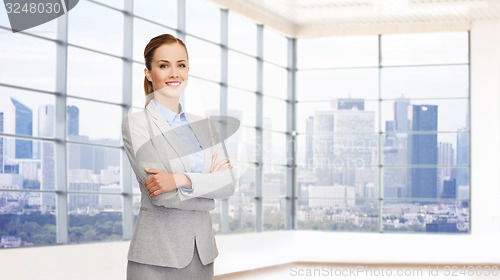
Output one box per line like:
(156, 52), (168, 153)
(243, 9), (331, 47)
(167, 82), (180, 86)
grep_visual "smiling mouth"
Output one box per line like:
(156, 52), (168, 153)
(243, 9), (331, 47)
(166, 82), (181, 86)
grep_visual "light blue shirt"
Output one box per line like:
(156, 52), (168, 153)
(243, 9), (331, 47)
(152, 99), (205, 192)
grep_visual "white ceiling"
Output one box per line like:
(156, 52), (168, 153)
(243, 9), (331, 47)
(205, 0), (500, 37)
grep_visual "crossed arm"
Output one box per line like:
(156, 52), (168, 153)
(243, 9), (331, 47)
(145, 151), (232, 197)
(121, 114), (236, 211)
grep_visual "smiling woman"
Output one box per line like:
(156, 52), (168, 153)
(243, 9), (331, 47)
(122, 34), (236, 280)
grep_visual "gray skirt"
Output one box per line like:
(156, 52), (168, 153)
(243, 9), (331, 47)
(126, 240), (214, 280)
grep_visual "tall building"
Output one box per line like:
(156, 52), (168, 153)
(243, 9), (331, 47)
(313, 110), (334, 185)
(312, 99), (376, 188)
(39, 105), (56, 209)
(67, 105), (79, 136)
(438, 141), (455, 196)
(263, 117), (273, 164)
(407, 105), (438, 199)
(394, 96), (410, 132)
(383, 98), (410, 199)
(297, 170), (315, 206)
(441, 178), (457, 199)
(0, 112), (3, 173)
(331, 98), (365, 111)
(9, 98), (33, 159)
(383, 147), (406, 199)
(305, 116), (314, 171)
(456, 130), (469, 187)
(39, 105), (85, 208)
(385, 120), (396, 147)
(331, 109), (376, 187)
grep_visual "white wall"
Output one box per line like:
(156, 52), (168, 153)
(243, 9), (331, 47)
(1, 21), (499, 280)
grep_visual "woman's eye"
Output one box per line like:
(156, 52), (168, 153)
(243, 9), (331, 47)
(179, 64), (186, 68)
(160, 65), (167, 68)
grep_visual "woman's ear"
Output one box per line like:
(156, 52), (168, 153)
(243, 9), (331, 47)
(144, 67), (152, 82)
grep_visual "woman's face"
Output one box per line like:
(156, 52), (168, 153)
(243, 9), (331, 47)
(145, 43), (189, 98)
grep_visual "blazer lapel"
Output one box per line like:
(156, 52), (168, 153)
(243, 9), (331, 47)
(145, 101), (191, 172)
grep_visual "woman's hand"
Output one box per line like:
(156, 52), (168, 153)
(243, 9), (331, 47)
(210, 153), (233, 173)
(144, 168), (178, 197)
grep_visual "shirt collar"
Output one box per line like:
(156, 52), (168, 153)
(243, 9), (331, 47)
(152, 99), (185, 124)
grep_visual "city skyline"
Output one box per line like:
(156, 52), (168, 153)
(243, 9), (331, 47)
(304, 97), (469, 200)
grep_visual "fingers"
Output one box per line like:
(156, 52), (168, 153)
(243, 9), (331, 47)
(144, 168), (160, 174)
(144, 179), (157, 193)
(214, 158), (230, 170)
(147, 182), (166, 197)
(144, 176), (152, 186)
(214, 158), (230, 171)
(144, 172), (156, 186)
(210, 153), (217, 173)
(217, 165), (233, 172)
(149, 187), (158, 196)
(150, 188), (166, 197)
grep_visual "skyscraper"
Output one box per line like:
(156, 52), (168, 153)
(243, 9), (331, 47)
(456, 130), (469, 187)
(67, 105), (79, 137)
(332, 98), (365, 111)
(394, 96), (410, 132)
(9, 97), (33, 159)
(0, 112), (3, 173)
(39, 105), (56, 209)
(332, 109), (375, 187)
(383, 98), (410, 200)
(383, 146), (407, 199)
(407, 104), (438, 199)
(441, 178), (457, 199)
(313, 111), (334, 185)
(305, 116), (314, 171)
(384, 120), (396, 146)
(39, 104), (84, 209)
(438, 141), (455, 196)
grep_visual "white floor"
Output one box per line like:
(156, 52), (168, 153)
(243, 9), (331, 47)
(215, 263), (500, 280)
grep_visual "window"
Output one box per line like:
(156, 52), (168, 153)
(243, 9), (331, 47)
(228, 51), (257, 91)
(68, 0), (123, 56)
(133, 0), (176, 30)
(185, 35), (221, 82)
(186, 0), (220, 43)
(263, 28), (287, 67)
(296, 32), (470, 233)
(67, 47), (123, 103)
(0, 0), (127, 248)
(297, 35), (378, 69)
(0, 0), (471, 250)
(228, 12), (257, 56)
(0, 33), (57, 92)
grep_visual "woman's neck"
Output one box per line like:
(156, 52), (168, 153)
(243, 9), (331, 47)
(154, 95), (180, 114)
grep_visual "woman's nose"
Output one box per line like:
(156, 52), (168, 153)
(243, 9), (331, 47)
(169, 68), (179, 78)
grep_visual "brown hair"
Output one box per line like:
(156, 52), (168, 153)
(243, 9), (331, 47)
(143, 34), (188, 108)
